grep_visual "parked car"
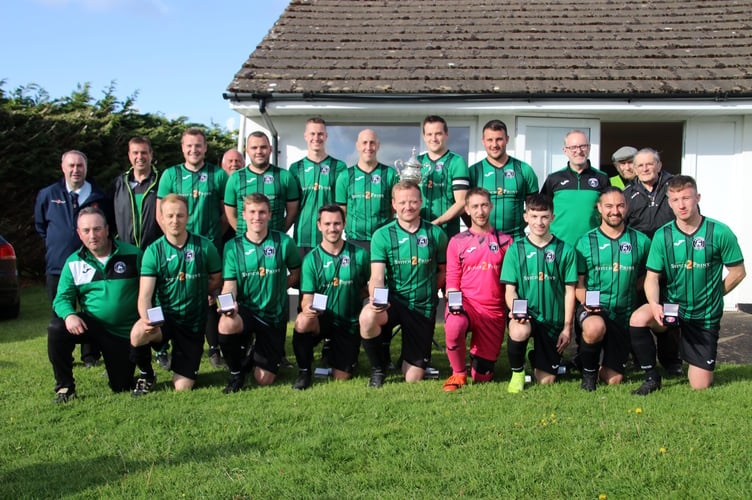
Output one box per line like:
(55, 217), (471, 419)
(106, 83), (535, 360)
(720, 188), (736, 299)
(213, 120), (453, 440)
(0, 235), (20, 319)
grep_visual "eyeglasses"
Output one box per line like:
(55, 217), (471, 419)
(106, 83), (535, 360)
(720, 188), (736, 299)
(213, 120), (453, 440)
(565, 144), (590, 152)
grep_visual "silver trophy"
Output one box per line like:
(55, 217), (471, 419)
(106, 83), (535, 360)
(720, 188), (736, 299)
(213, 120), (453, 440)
(394, 147), (423, 183)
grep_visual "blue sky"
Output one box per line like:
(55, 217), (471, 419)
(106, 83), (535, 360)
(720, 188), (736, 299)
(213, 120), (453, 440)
(0, 0), (289, 130)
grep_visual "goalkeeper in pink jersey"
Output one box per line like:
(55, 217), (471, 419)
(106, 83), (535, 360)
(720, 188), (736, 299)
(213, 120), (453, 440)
(442, 187), (513, 391)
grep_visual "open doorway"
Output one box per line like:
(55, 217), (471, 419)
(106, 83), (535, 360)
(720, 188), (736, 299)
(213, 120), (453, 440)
(600, 122), (684, 178)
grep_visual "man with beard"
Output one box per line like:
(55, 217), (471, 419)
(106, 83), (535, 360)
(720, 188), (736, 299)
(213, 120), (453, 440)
(574, 187), (651, 391)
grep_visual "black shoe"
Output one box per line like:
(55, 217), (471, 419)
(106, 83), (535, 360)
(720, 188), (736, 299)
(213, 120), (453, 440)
(292, 370), (312, 390)
(83, 358), (100, 368)
(368, 370), (385, 388)
(132, 375), (156, 397)
(664, 364), (684, 378)
(580, 371), (597, 392)
(209, 350), (226, 370)
(632, 377), (662, 396)
(156, 351), (171, 371)
(223, 373), (245, 394)
(53, 387), (76, 404)
(279, 356), (295, 369)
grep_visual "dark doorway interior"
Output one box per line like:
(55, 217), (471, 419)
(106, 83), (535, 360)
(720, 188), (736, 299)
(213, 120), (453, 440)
(600, 122), (684, 179)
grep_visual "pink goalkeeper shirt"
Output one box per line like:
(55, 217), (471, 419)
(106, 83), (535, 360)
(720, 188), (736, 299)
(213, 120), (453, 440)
(445, 229), (513, 311)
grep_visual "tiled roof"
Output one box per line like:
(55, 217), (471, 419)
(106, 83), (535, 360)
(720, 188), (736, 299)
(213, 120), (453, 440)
(227, 0), (752, 97)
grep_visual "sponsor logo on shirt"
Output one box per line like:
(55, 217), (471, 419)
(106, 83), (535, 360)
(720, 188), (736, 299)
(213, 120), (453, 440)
(245, 248), (255, 255)
(674, 240), (685, 247)
(559, 180), (570, 186)
(305, 166), (314, 173)
(114, 261), (126, 274)
(398, 237), (409, 245)
(166, 254), (177, 262)
(599, 243), (610, 250)
(526, 251), (536, 259)
(466, 246), (477, 254)
(182, 174), (192, 180)
(484, 172), (494, 178)
(247, 178), (256, 184)
(355, 176), (364, 181)
(323, 261), (333, 268)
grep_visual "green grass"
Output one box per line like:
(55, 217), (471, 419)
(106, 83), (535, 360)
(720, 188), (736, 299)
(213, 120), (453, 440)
(2, 286), (752, 498)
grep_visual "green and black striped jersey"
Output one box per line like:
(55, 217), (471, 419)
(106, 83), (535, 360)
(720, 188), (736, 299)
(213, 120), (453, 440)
(576, 227), (651, 327)
(300, 242), (370, 330)
(500, 236), (578, 338)
(289, 156), (347, 247)
(646, 217), (744, 328)
(371, 219), (448, 318)
(157, 163), (228, 248)
(416, 150), (470, 238)
(141, 233), (221, 329)
(223, 231), (302, 327)
(468, 156), (539, 240)
(224, 165), (300, 234)
(335, 164), (398, 241)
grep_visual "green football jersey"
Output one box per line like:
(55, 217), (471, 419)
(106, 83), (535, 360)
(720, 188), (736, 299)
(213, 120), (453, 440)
(157, 163), (228, 248)
(500, 236), (578, 338)
(371, 219), (448, 318)
(141, 233), (221, 329)
(223, 165), (300, 235)
(300, 241), (370, 330)
(53, 240), (142, 339)
(334, 164), (398, 241)
(646, 217), (744, 328)
(468, 156), (539, 240)
(289, 156), (347, 247)
(416, 150), (470, 238)
(223, 230), (302, 326)
(576, 227), (651, 327)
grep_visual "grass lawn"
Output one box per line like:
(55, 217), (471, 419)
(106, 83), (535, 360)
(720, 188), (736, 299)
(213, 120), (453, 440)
(1, 286), (751, 498)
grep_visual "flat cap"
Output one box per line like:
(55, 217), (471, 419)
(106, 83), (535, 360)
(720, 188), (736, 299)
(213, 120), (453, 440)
(612, 146), (638, 162)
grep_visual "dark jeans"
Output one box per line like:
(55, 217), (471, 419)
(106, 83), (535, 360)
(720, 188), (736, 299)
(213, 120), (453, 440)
(48, 315), (135, 393)
(46, 273), (100, 363)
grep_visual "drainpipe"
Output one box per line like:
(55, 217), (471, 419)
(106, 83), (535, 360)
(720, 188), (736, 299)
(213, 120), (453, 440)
(258, 96), (280, 166)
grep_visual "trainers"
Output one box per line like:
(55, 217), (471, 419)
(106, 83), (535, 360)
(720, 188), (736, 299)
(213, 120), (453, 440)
(209, 350), (226, 369)
(53, 387), (76, 404)
(632, 377), (662, 396)
(507, 371), (526, 393)
(368, 370), (386, 388)
(132, 375), (156, 397)
(156, 351), (171, 371)
(292, 370), (312, 390)
(581, 371), (598, 392)
(223, 373), (245, 394)
(443, 373), (467, 392)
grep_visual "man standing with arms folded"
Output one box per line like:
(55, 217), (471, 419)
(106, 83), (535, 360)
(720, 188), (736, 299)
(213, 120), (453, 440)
(359, 181), (447, 388)
(501, 194), (578, 392)
(335, 128), (398, 252)
(218, 193), (302, 393)
(290, 118), (347, 257)
(130, 194), (222, 394)
(48, 207), (141, 403)
(112, 136), (162, 250)
(417, 115), (470, 239)
(35, 149), (110, 368)
(629, 176), (745, 394)
(442, 187), (513, 392)
(291, 204), (370, 390)
(540, 130), (609, 246)
(574, 187), (651, 391)
(224, 131), (300, 236)
(468, 120), (538, 240)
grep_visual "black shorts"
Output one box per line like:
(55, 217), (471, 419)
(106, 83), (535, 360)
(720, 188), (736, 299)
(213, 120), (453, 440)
(576, 306), (630, 374)
(530, 318), (562, 376)
(382, 299), (436, 369)
(316, 315), (360, 374)
(678, 321), (719, 371)
(238, 305), (286, 374)
(161, 319), (204, 380)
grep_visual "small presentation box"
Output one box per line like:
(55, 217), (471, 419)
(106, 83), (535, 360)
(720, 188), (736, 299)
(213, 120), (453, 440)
(447, 291), (463, 313)
(663, 303), (680, 325)
(311, 293), (328, 312)
(585, 290), (601, 309)
(373, 287), (389, 307)
(217, 293), (235, 313)
(512, 299), (529, 320)
(147, 306), (164, 327)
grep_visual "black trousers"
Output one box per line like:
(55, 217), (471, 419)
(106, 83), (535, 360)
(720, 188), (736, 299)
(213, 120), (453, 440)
(46, 274), (100, 363)
(48, 314), (134, 393)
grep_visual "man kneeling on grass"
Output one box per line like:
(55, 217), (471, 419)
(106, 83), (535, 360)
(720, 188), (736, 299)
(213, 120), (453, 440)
(49, 207), (142, 403)
(130, 194), (222, 395)
(500, 194), (578, 392)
